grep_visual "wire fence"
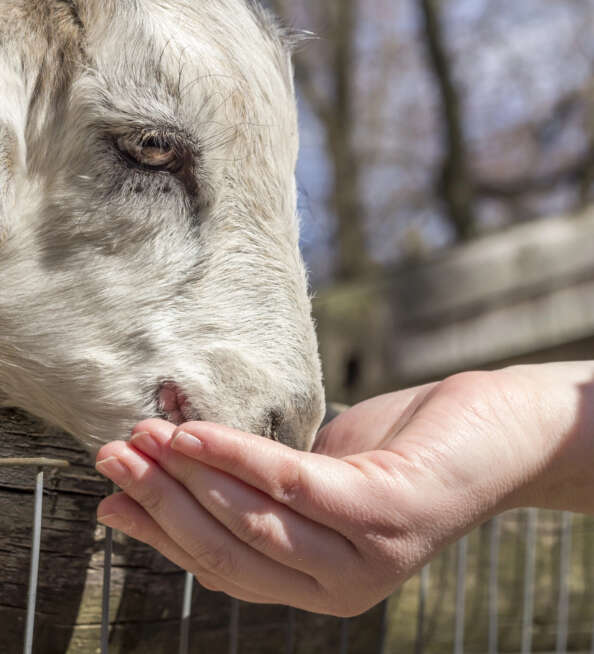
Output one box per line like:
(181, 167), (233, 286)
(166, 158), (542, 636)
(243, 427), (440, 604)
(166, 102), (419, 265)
(3, 457), (594, 654)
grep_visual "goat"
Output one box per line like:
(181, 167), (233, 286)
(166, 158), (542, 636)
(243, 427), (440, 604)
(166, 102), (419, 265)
(0, 0), (325, 452)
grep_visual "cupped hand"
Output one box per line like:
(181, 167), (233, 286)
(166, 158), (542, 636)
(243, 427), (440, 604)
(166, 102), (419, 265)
(95, 364), (594, 616)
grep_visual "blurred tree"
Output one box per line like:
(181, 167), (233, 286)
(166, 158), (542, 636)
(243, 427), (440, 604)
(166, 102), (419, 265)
(270, 0), (373, 281)
(419, 0), (476, 239)
(268, 0), (594, 284)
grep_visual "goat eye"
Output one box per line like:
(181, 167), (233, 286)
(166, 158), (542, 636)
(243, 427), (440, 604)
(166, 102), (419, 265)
(116, 134), (181, 172)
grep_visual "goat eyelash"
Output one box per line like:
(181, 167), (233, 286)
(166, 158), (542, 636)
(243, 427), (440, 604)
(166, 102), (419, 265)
(114, 136), (184, 174)
(103, 128), (202, 201)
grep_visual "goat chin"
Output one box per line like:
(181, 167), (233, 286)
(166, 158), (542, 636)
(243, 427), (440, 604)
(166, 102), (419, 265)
(0, 0), (325, 452)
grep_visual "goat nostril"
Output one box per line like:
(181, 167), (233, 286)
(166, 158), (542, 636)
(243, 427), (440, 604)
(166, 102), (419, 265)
(261, 391), (324, 451)
(156, 381), (196, 425)
(263, 408), (284, 442)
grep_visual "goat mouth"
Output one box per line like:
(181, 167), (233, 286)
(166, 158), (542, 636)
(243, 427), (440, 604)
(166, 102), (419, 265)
(157, 381), (197, 425)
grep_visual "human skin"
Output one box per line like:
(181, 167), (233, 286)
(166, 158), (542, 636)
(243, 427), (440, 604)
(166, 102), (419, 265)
(95, 362), (594, 617)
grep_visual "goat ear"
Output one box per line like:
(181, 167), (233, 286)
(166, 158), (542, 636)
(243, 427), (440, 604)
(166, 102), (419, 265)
(251, 4), (316, 54)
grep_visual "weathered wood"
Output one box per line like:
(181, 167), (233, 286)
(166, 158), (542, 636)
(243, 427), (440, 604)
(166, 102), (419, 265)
(314, 208), (594, 401)
(0, 408), (384, 653)
(0, 409), (105, 653)
(0, 458), (70, 467)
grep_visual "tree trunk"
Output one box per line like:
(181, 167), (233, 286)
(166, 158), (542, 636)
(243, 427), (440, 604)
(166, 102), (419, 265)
(419, 0), (476, 240)
(270, 0), (373, 281)
(327, 0), (371, 281)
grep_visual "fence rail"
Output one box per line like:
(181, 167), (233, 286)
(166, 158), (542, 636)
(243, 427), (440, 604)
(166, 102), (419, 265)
(3, 458), (594, 654)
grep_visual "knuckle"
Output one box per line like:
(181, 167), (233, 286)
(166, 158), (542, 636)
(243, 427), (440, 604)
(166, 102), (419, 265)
(161, 445), (193, 487)
(123, 516), (167, 554)
(96, 445), (111, 463)
(271, 455), (303, 504)
(134, 481), (163, 515)
(435, 371), (506, 425)
(96, 442), (125, 464)
(438, 370), (494, 397)
(234, 512), (270, 550)
(190, 542), (238, 579)
(143, 532), (169, 555)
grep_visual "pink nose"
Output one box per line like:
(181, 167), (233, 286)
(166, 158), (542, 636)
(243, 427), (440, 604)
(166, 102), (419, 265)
(157, 381), (192, 425)
(156, 379), (322, 451)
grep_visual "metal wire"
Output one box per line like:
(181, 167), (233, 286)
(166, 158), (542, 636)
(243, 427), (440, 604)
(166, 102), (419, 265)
(376, 599), (389, 654)
(340, 618), (350, 654)
(179, 572), (194, 654)
(454, 537), (467, 654)
(415, 565), (430, 654)
(521, 509), (538, 654)
(556, 512), (572, 654)
(101, 526), (113, 654)
(23, 468), (44, 654)
(286, 606), (296, 654)
(488, 517), (500, 654)
(229, 598), (240, 654)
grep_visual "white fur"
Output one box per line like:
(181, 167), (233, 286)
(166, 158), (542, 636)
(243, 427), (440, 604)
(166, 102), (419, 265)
(0, 0), (325, 451)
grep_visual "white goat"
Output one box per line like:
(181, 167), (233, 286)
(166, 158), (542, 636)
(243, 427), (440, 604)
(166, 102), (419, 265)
(0, 0), (325, 451)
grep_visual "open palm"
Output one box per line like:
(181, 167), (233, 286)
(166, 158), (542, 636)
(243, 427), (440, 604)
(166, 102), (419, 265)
(95, 363), (594, 615)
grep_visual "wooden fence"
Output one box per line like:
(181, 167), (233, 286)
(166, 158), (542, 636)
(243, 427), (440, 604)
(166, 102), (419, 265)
(2, 411), (593, 654)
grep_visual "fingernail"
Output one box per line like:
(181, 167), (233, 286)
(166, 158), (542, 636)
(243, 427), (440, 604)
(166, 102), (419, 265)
(97, 513), (133, 531)
(130, 431), (159, 459)
(96, 456), (132, 487)
(171, 430), (203, 453)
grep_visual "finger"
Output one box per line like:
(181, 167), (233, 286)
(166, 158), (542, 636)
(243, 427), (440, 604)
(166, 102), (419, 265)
(131, 418), (177, 440)
(95, 441), (325, 607)
(97, 492), (275, 605)
(167, 422), (368, 532)
(129, 429), (360, 579)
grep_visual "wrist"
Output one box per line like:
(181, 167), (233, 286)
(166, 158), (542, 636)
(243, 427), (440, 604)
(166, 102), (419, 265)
(502, 362), (594, 514)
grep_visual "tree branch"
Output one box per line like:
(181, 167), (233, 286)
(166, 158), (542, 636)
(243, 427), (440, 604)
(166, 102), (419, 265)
(419, 0), (476, 240)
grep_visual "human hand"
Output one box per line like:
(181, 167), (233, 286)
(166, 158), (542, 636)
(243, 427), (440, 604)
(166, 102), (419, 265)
(95, 363), (594, 616)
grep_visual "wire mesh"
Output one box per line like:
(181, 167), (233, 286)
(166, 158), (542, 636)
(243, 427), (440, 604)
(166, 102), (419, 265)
(2, 458), (592, 654)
